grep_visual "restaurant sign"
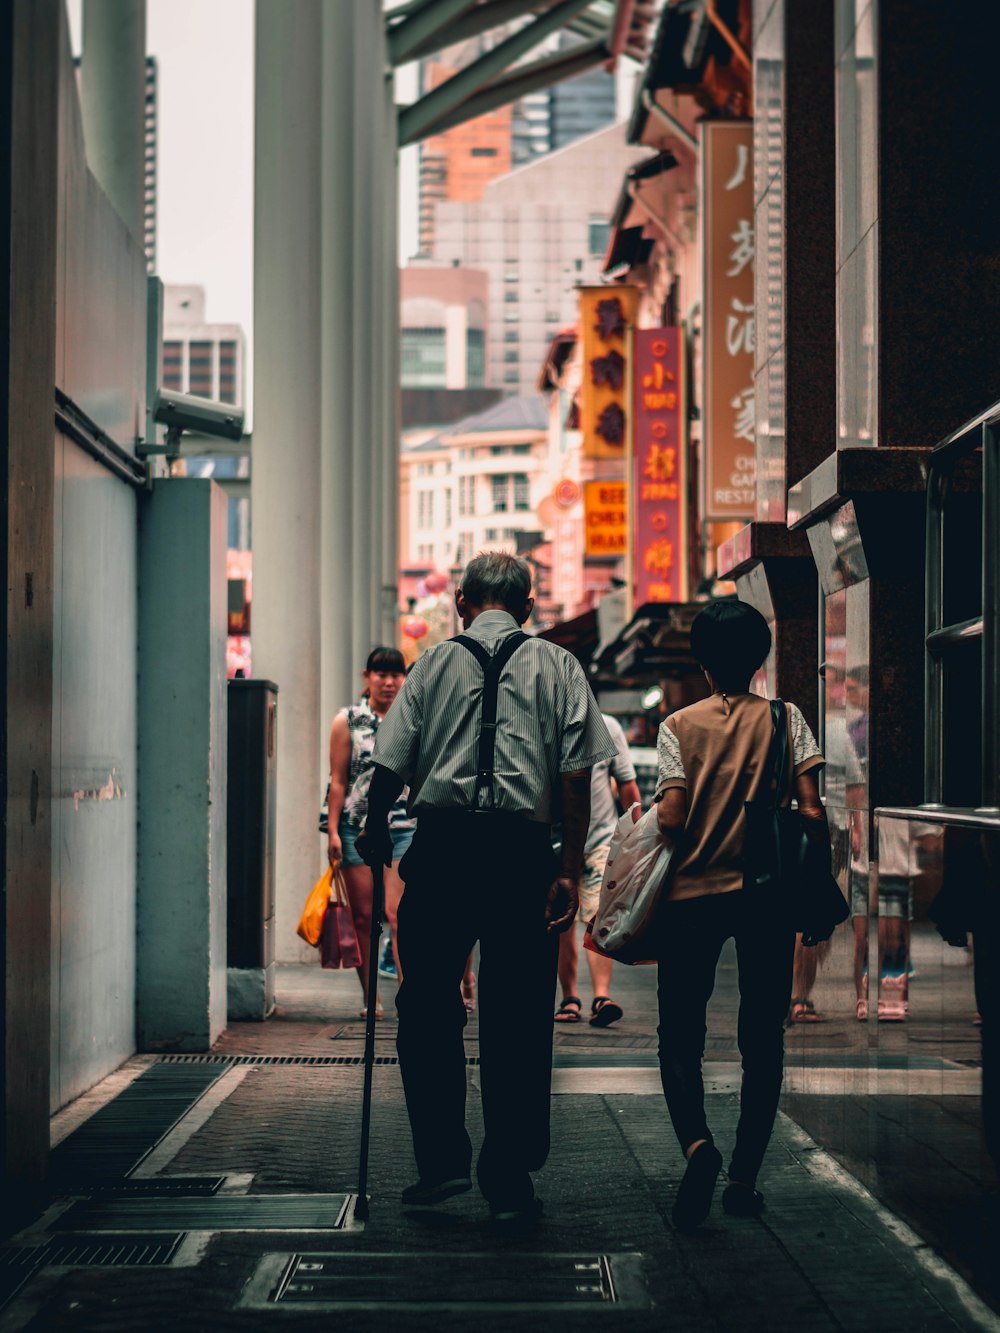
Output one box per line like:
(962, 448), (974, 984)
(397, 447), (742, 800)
(584, 480), (627, 556)
(579, 285), (640, 460)
(632, 327), (687, 605)
(702, 121), (755, 519)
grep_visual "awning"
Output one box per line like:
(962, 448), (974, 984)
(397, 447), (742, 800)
(626, 0), (749, 141)
(591, 600), (706, 682)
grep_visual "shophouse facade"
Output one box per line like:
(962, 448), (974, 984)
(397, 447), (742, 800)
(617, 0), (997, 1199)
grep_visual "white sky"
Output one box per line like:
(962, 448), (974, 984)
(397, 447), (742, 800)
(66, 1), (422, 403)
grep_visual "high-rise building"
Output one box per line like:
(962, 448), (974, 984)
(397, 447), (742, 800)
(416, 31), (617, 255)
(401, 263), (489, 389)
(432, 121), (648, 395)
(143, 56), (157, 273)
(417, 53), (512, 256)
(511, 35), (617, 165)
(162, 285), (246, 406)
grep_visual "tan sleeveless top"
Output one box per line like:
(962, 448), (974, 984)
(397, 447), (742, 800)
(662, 693), (789, 901)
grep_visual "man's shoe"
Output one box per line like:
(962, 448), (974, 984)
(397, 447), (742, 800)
(721, 1181), (765, 1217)
(671, 1143), (722, 1232)
(490, 1197), (543, 1230)
(400, 1176), (472, 1206)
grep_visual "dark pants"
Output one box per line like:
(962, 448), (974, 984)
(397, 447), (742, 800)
(656, 890), (796, 1186)
(395, 812), (560, 1208)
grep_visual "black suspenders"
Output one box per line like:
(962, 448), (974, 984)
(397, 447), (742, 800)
(451, 631), (529, 812)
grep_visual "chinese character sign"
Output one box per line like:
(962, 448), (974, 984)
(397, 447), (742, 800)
(584, 481), (626, 556)
(579, 285), (640, 460)
(632, 328), (688, 604)
(702, 122), (755, 518)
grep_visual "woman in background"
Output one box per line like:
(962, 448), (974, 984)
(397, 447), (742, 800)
(326, 646), (414, 1017)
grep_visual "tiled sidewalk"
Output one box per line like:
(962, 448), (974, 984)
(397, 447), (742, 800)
(2, 963), (995, 1331)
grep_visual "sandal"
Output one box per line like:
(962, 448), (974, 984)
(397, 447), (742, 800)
(359, 1003), (384, 1020)
(554, 996), (582, 1023)
(787, 997), (823, 1025)
(589, 996), (624, 1028)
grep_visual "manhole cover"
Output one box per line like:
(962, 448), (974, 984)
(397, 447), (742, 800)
(242, 1252), (650, 1311)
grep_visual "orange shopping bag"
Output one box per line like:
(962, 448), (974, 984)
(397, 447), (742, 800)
(296, 865), (333, 946)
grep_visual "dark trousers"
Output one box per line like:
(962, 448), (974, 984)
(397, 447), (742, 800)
(656, 890), (796, 1186)
(394, 812), (560, 1208)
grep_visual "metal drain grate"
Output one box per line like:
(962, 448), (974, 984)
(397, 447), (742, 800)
(158, 1054), (484, 1067)
(0, 1236), (183, 1312)
(241, 1252), (651, 1311)
(55, 1194), (352, 1233)
(49, 1064), (228, 1184)
(84, 1177), (225, 1197)
(1, 1234), (184, 1268)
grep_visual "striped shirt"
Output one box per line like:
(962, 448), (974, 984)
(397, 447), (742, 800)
(373, 609), (617, 824)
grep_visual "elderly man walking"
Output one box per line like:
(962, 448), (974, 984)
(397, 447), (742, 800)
(359, 552), (615, 1227)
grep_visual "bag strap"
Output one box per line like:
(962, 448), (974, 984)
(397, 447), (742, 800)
(451, 631), (530, 810)
(767, 698), (791, 806)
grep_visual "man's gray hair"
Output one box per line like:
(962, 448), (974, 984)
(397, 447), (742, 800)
(461, 551), (532, 615)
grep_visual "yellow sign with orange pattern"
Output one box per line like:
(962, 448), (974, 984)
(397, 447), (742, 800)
(579, 285), (640, 459)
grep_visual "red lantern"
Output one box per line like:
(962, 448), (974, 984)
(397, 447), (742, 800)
(424, 571), (449, 594)
(402, 616), (429, 640)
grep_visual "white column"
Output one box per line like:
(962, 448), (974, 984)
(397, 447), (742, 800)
(382, 71), (402, 643)
(80, 0), (146, 241)
(320, 0), (359, 730)
(252, 1), (323, 963)
(350, 2), (377, 668)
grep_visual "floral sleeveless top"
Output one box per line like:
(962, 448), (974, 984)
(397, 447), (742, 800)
(340, 698), (415, 831)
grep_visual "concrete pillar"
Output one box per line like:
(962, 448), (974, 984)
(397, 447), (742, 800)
(253, 1), (323, 962)
(137, 480), (228, 1049)
(80, 0), (146, 241)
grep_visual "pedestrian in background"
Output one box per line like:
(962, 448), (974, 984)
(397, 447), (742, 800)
(654, 601), (826, 1230)
(555, 706), (641, 1028)
(325, 646), (413, 1018)
(358, 552), (616, 1228)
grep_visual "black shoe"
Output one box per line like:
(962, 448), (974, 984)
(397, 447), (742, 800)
(722, 1182), (765, 1217)
(490, 1197), (543, 1230)
(671, 1143), (722, 1232)
(400, 1176), (472, 1206)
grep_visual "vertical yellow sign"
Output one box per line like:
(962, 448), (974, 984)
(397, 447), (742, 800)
(579, 286), (640, 460)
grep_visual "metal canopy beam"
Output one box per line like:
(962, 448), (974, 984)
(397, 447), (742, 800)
(402, 37), (608, 144)
(387, 0), (481, 67)
(395, 0), (557, 66)
(397, 0), (594, 146)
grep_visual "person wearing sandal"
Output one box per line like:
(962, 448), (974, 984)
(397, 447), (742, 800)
(555, 711), (641, 1031)
(652, 602), (827, 1232)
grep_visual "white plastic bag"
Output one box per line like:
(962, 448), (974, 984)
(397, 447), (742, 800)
(589, 803), (675, 962)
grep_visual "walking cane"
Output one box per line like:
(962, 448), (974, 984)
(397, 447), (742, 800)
(354, 855), (385, 1223)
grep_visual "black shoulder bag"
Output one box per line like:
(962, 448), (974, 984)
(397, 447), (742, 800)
(743, 700), (849, 942)
(451, 632), (529, 812)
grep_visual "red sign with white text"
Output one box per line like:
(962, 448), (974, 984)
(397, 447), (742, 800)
(632, 328), (688, 605)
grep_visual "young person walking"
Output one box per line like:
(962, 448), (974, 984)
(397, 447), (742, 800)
(653, 601), (826, 1230)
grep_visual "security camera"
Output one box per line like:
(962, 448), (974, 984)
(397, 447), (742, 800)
(153, 387), (245, 443)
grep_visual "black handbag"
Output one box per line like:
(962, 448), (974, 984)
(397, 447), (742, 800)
(743, 700), (849, 942)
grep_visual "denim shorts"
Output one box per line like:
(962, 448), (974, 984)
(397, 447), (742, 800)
(338, 820), (414, 868)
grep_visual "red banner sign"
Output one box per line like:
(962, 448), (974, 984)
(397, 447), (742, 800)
(632, 327), (688, 604)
